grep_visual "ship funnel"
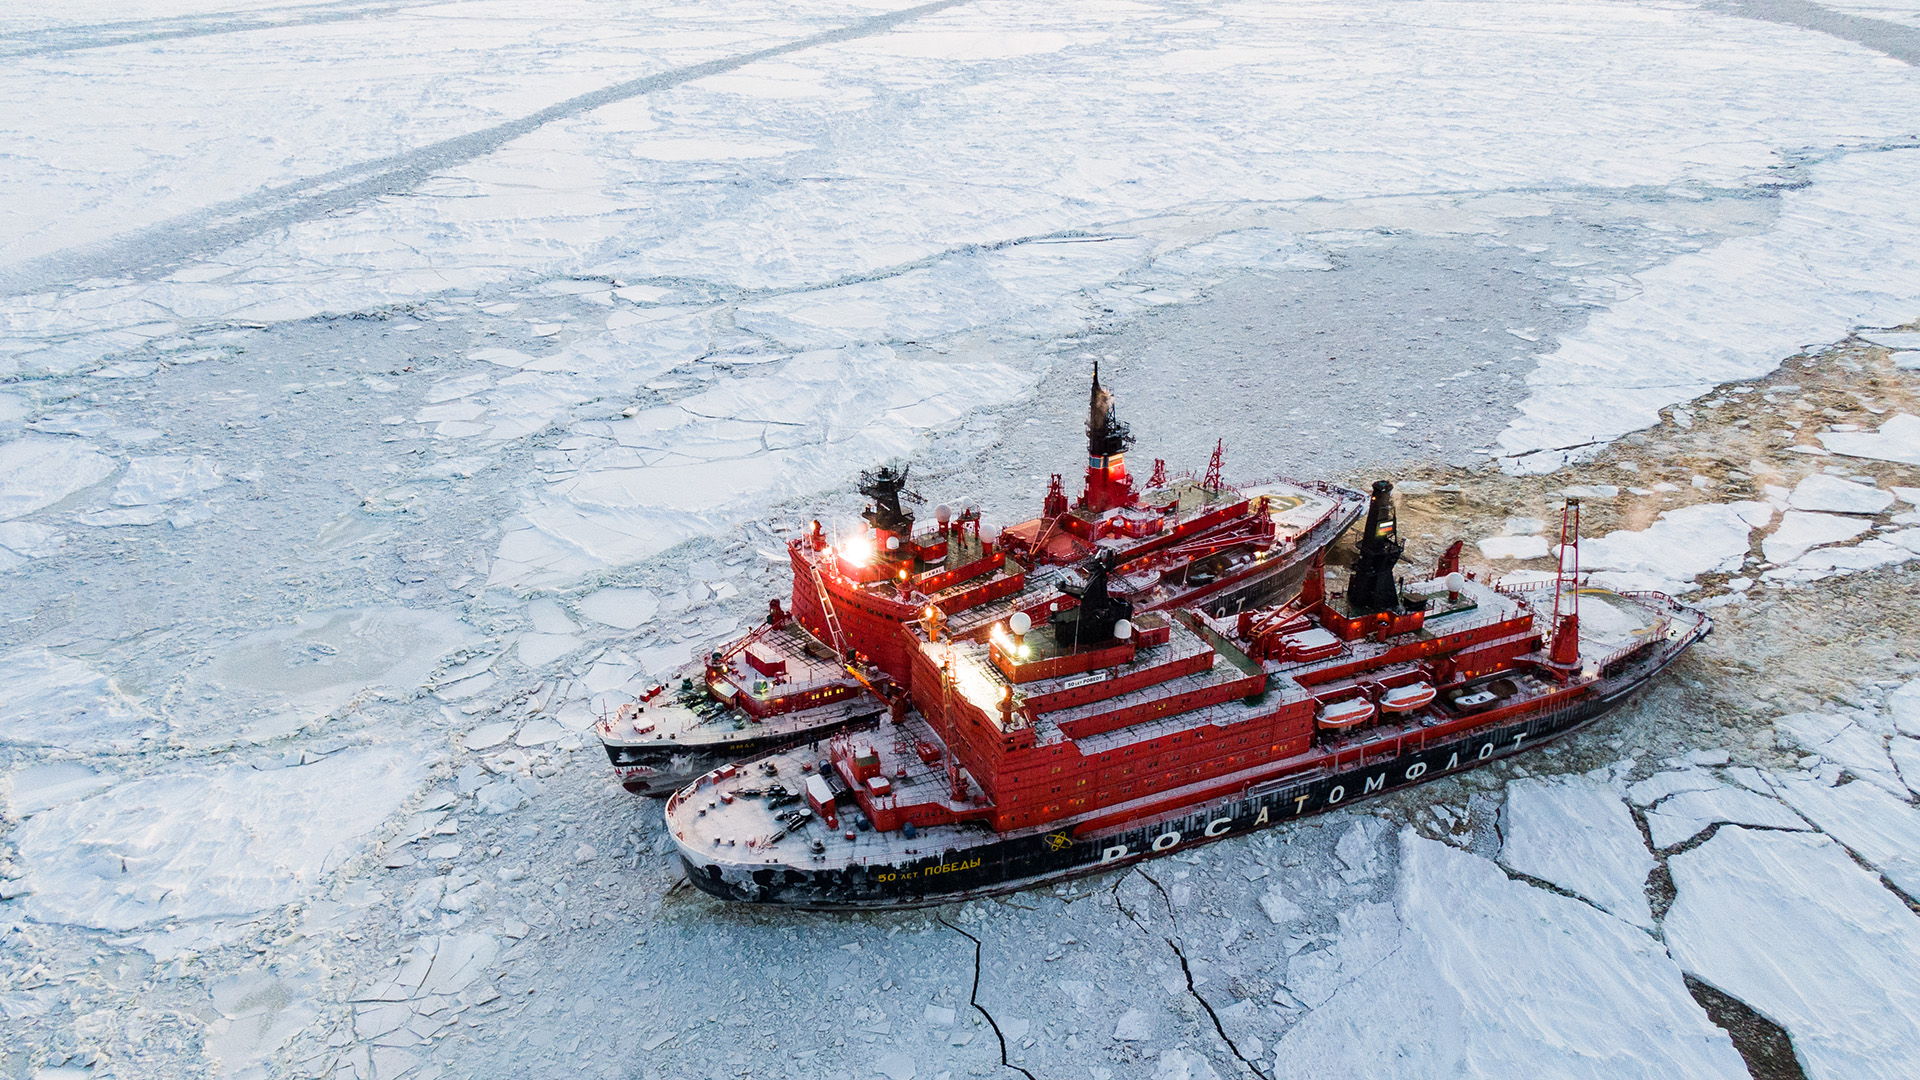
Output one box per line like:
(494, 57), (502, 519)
(1055, 552), (1133, 649)
(1345, 480), (1405, 615)
(1078, 362), (1137, 514)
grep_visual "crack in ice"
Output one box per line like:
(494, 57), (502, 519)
(936, 916), (1038, 1080)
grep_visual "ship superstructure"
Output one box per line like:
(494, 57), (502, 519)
(600, 371), (1364, 794)
(668, 486), (1710, 907)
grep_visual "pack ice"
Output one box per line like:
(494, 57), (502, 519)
(1274, 833), (1745, 1079)
(11, 746), (425, 931)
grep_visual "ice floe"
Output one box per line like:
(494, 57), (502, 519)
(525, 597), (578, 635)
(517, 633), (579, 667)
(1772, 777), (1920, 899)
(1889, 678), (1920, 737)
(351, 933), (499, 1002)
(1500, 150), (1920, 472)
(1860, 329), (1920, 351)
(1775, 711), (1907, 796)
(1665, 827), (1920, 1079)
(0, 436), (115, 519)
(203, 968), (318, 1077)
(1274, 833), (1745, 1078)
(1820, 412), (1920, 466)
(1576, 502), (1767, 594)
(0, 648), (152, 749)
(1643, 784), (1808, 850)
(575, 587), (659, 630)
(1476, 535), (1549, 560)
(1761, 511), (1872, 565)
(109, 454), (224, 506)
(3, 761), (116, 818)
(203, 607), (477, 721)
(1499, 776), (1655, 928)
(1786, 473), (1894, 515)
(490, 346), (1034, 589)
(1762, 528), (1920, 584)
(12, 746), (425, 930)
(1627, 767), (1724, 807)
(1890, 737), (1920, 796)
(0, 520), (66, 562)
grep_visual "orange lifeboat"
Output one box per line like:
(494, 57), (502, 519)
(1380, 682), (1437, 713)
(1281, 628), (1342, 663)
(1317, 697), (1377, 729)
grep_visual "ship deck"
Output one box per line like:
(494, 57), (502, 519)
(666, 571), (1691, 880)
(600, 622), (878, 749)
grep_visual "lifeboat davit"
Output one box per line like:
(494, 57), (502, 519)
(1380, 682), (1437, 713)
(1317, 697), (1377, 729)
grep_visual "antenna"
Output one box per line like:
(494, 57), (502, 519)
(1548, 499), (1582, 668)
(1202, 440), (1225, 492)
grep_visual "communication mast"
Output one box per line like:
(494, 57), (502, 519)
(1548, 499), (1582, 669)
(1202, 440), (1225, 492)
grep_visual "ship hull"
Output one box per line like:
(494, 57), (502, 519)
(604, 709), (882, 796)
(679, 623), (1702, 907)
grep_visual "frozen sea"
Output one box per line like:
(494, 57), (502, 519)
(5, 1), (1920, 1078)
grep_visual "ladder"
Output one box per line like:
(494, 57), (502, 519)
(807, 560), (850, 660)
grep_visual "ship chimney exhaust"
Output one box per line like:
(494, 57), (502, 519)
(1345, 480), (1405, 615)
(1079, 361), (1136, 514)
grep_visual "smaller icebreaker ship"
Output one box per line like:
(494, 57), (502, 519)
(598, 369), (1364, 795)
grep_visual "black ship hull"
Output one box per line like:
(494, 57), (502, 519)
(680, 623), (1703, 908)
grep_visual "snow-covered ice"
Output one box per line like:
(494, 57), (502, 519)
(1787, 473), (1895, 515)
(1762, 510), (1873, 564)
(1773, 776), (1920, 900)
(1643, 784), (1810, 850)
(1498, 776), (1655, 928)
(1820, 413), (1920, 466)
(1575, 502), (1767, 594)
(1275, 833), (1745, 1079)
(0, 648), (151, 749)
(1665, 827), (1920, 1080)
(5, 1), (1920, 1075)
(12, 746), (425, 930)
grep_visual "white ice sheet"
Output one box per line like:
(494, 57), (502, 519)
(1274, 833), (1745, 1079)
(1665, 827), (1920, 1080)
(1499, 776), (1655, 928)
(12, 746), (426, 930)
